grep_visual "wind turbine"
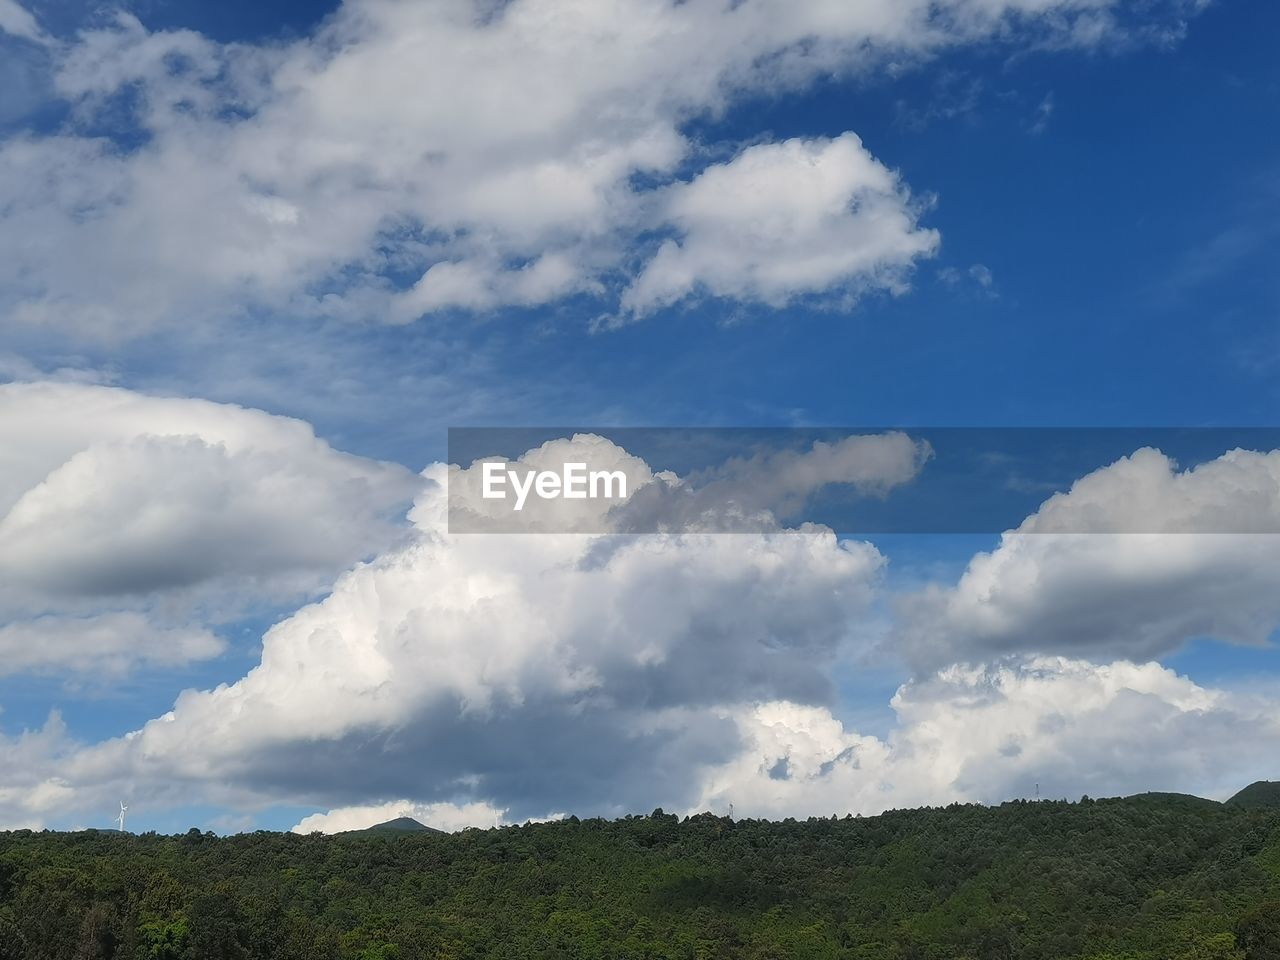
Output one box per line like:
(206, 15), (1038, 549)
(115, 801), (128, 832)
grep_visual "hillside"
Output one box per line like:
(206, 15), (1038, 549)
(2, 795), (1279, 959)
(1229, 781), (1280, 810)
(351, 816), (442, 834)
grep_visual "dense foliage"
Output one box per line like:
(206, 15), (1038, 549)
(1229, 784), (1280, 813)
(3, 793), (1280, 960)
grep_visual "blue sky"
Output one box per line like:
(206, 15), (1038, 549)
(0, 0), (1278, 834)
(6, 0), (1279, 449)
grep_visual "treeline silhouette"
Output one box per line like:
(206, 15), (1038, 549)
(2, 793), (1280, 959)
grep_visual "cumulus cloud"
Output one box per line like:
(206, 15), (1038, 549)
(0, 381), (417, 686)
(894, 447), (1280, 667)
(292, 800), (510, 834)
(694, 657), (1280, 820)
(617, 135), (939, 321)
(14, 604), (1280, 828)
(35, 653), (1280, 830)
(0, 381), (419, 614)
(32, 435), (886, 823)
(0, 712), (79, 830)
(9, 436), (1275, 832)
(0, 0), (1195, 335)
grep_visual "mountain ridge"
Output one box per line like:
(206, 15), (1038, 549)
(1227, 780), (1280, 809)
(350, 816), (444, 834)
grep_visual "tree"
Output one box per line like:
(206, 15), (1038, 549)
(1239, 902), (1280, 960)
(188, 892), (249, 960)
(74, 904), (117, 960)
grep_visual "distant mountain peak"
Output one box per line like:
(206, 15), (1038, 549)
(354, 816), (443, 834)
(1226, 781), (1280, 809)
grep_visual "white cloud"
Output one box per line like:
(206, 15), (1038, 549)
(43, 652), (1280, 830)
(0, 381), (419, 614)
(37, 435), (886, 823)
(0, 712), (79, 830)
(0, 0), (1189, 335)
(0, 612), (223, 677)
(292, 799), (509, 834)
(895, 446), (1280, 667)
(618, 134), (939, 320)
(694, 656), (1280, 820)
(7, 433), (1274, 833)
(0, 0), (42, 43)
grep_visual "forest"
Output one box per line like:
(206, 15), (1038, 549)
(2, 790), (1280, 960)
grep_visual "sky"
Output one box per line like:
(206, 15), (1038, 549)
(0, 0), (1278, 835)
